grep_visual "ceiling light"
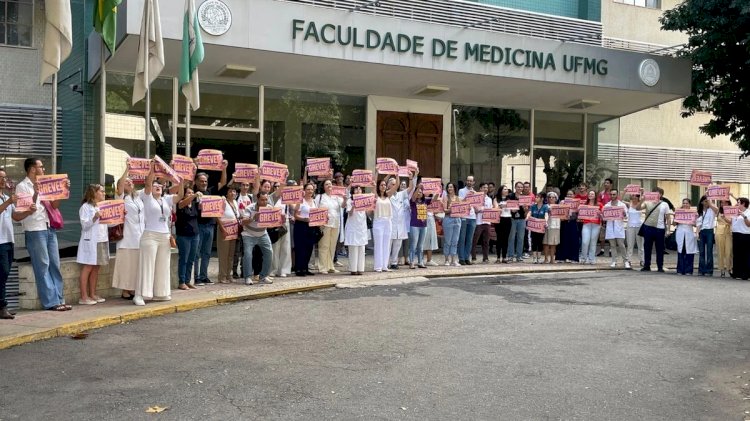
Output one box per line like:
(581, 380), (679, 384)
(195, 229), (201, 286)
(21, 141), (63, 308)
(216, 65), (256, 79)
(414, 85), (450, 96)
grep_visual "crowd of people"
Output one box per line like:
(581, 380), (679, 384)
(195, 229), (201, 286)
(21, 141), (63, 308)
(1, 155), (750, 315)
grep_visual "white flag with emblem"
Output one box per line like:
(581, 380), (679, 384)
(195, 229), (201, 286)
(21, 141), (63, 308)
(132, 0), (165, 105)
(40, 0), (73, 84)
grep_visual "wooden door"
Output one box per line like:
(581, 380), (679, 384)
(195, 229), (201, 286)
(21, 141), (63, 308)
(376, 111), (443, 178)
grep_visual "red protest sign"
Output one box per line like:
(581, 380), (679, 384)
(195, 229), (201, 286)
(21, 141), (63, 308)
(234, 163), (258, 183)
(153, 155), (182, 185)
(200, 195), (225, 218)
(602, 206), (626, 221)
(406, 159), (419, 171)
(549, 204), (570, 218)
(353, 193), (376, 212)
(259, 161), (288, 184)
(482, 208), (501, 223)
(674, 208), (698, 224)
(449, 202), (471, 218)
(519, 195), (533, 207)
(308, 207), (329, 227)
(563, 198), (580, 211)
(331, 186), (347, 198)
(624, 184), (641, 196)
(280, 186), (303, 205)
(577, 205), (600, 220)
(706, 185), (730, 201)
(97, 200), (126, 225)
(350, 170), (374, 187)
(220, 218), (239, 240)
(723, 206), (740, 218)
(421, 178), (442, 196)
(427, 199), (444, 214)
(398, 166), (411, 178)
(15, 193), (34, 212)
(644, 192), (660, 202)
(376, 157), (399, 175)
(37, 174), (69, 201)
(504, 200), (520, 211)
(172, 154), (196, 181)
(256, 208), (283, 228)
(526, 217), (546, 234)
(464, 191), (486, 207)
(690, 170), (712, 187)
(306, 157), (331, 177)
(126, 157), (151, 177)
(196, 149), (224, 171)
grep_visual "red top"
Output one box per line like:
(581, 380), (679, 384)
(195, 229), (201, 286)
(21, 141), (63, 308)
(580, 202), (603, 225)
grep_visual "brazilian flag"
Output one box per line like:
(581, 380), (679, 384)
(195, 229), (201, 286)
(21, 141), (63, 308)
(93, 0), (122, 53)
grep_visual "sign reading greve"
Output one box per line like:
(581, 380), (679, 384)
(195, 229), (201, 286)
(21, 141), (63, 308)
(259, 161), (288, 184)
(549, 204), (570, 218)
(690, 170), (712, 187)
(306, 157), (331, 177)
(519, 195), (534, 207)
(256, 208), (283, 228)
(421, 178), (442, 196)
(153, 155), (183, 184)
(602, 206), (626, 221)
(350, 170), (374, 187)
(97, 200), (126, 225)
(376, 157), (399, 175)
(526, 217), (546, 234)
(706, 185), (730, 201)
(624, 184), (641, 196)
(234, 163), (259, 183)
(331, 186), (347, 198)
(644, 192), (661, 202)
(220, 218), (240, 240)
(464, 191), (485, 207)
(482, 208), (501, 223)
(563, 198), (580, 211)
(353, 193), (376, 212)
(195, 149), (224, 171)
(577, 205), (600, 220)
(406, 159), (419, 171)
(171, 154), (196, 181)
(36, 174), (69, 201)
(674, 208), (698, 224)
(126, 157), (151, 178)
(308, 207), (329, 227)
(398, 166), (411, 178)
(449, 202), (471, 218)
(722, 206), (741, 218)
(426, 199), (444, 213)
(15, 193), (34, 212)
(280, 186), (304, 204)
(200, 195), (225, 218)
(504, 200), (520, 211)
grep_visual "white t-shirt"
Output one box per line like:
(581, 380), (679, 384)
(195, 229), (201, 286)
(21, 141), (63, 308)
(604, 201), (627, 239)
(139, 191), (174, 234)
(476, 196), (493, 225)
(627, 205), (643, 228)
(15, 177), (49, 232)
(656, 202), (669, 229)
(700, 207), (717, 231)
(732, 209), (750, 234)
(458, 187), (477, 219)
(318, 193), (343, 229)
(0, 193), (15, 244)
(116, 192), (145, 249)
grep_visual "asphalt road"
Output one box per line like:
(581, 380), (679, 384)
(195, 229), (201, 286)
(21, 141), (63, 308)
(2, 271), (750, 420)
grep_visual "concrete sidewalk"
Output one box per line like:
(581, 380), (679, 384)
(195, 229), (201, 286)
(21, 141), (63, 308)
(0, 254), (650, 350)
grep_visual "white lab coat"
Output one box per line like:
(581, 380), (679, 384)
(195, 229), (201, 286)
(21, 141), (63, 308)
(76, 203), (108, 265)
(675, 223), (698, 254)
(390, 190), (410, 240)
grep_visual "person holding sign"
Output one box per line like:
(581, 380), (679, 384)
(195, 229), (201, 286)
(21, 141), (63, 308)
(507, 182), (528, 263)
(603, 189), (628, 268)
(240, 191), (275, 285)
(316, 179), (346, 274)
(345, 185), (370, 275)
(625, 193), (645, 269)
(556, 190), (580, 264)
(388, 171), (416, 269)
(75, 184), (110, 305)
(457, 175), (478, 266)
(112, 169), (146, 299)
(717, 199), (734, 277)
(216, 186), (241, 284)
(529, 193), (549, 264)
(696, 195), (719, 276)
(174, 186), (200, 291)
(0, 169), (16, 319)
(637, 188), (670, 273)
(725, 197), (750, 280)
(441, 182), (462, 267)
(13, 158), (70, 311)
(372, 176), (399, 272)
(193, 163), (228, 286)
(471, 183), (493, 264)
(133, 163), (186, 306)
(292, 182), (320, 277)
(674, 198), (698, 275)
(542, 192), (561, 264)
(408, 183), (432, 269)
(492, 185), (513, 264)
(579, 191), (603, 265)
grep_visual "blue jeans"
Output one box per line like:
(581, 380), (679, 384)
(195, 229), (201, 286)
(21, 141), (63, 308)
(458, 218), (477, 261)
(698, 229), (714, 275)
(442, 216), (461, 257)
(194, 223), (215, 281)
(25, 229), (64, 309)
(242, 233), (273, 278)
(507, 218), (526, 259)
(581, 223), (601, 263)
(0, 242), (13, 309)
(176, 234), (199, 284)
(409, 226), (426, 265)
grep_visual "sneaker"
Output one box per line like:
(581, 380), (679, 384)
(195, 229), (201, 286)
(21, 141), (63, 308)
(203, 279), (215, 285)
(444, 260), (451, 266)
(427, 260), (438, 266)
(625, 261), (632, 269)
(261, 277), (273, 284)
(133, 295), (146, 306)
(515, 258), (522, 263)
(465, 260), (473, 266)
(609, 262), (617, 268)
(194, 281), (206, 286)
(418, 264), (427, 269)
(78, 298), (97, 305)
(253, 275), (260, 282)
(232, 272), (241, 279)
(597, 250), (605, 257)
(334, 261), (344, 267)
(92, 296), (106, 303)
(389, 264), (399, 270)
(495, 259), (503, 264)
(482, 259), (490, 264)
(328, 269), (340, 274)
(244, 277), (254, 285)
(453, 261), (462, 267)
(153, 296), (171, 301)
(522, 253), (530, 259)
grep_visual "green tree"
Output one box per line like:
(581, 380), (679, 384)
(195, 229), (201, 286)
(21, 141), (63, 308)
(660, 0), (750, 155)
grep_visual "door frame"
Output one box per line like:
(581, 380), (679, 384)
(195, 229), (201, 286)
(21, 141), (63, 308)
(366, 96), (452, 182)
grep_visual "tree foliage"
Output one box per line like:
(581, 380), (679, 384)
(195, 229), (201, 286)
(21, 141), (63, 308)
(660, 0), (750, 156)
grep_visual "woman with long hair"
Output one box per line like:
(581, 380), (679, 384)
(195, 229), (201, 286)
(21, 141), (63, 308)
(216, 186), (240, 283)
(625, 192), (644, 269)
(345, 185), (369, 275)
(726, 197), (750, 280)
(493, 185), (512, 264)
(675, 198), (698, 275)
(556, 189), (580, 263)
(580, 190), (602, 265)
(76, 184), (108, 305)
(423, 191), (441, 266)
(373, 175), (398, 272)
(292, 182), (319, 277)
(271, 181), (293, 278)
(717, 199), (733, 277)
(112, 168), (145, 299)
(543, 191), (561, 264)
(134, 163), (185, 306)
(441, 182), (462, 266)
(696, 195), (719, 276)
(408, 183), (431, 269)
(175, 186), (199, 290)
(529, 192), (549, 264)
(317, 179), (346, 274)
(471, 182), (493, 264)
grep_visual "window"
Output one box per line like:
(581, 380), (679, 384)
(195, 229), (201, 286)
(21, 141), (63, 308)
(614, 0), (660, 9)
(1, 0), (33, 47)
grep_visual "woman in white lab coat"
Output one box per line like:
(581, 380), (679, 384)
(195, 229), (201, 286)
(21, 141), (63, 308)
(674, 198), (698, 275)
(76, 184), (109, 305)
(345, 185), (370, 275)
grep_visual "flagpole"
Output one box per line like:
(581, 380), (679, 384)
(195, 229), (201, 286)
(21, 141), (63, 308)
(52, 73), (58, 173)
(186, 102), (191, 157)
(144, 0), (151, 158)
(100, 42), (107, 184)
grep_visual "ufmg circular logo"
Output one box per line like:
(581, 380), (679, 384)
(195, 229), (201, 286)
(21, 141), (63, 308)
(639, 59), (660, 87)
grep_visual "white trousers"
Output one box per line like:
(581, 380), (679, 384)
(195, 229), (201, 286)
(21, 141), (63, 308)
(272, 225), (292, 276)
(348, 245), (365, 273)
(389, 239), (404, 265)
(608, 238), (627, 263)
(372, 218), (392, 271)
(137, 231), (171, 299)
(625, 226), (645, 263)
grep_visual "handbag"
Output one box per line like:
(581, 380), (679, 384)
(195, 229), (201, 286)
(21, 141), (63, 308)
(268, 225), (288, 244)
(311, 226), (324, 243)
(637, 203), (660, 237)
(41, 200), (64, 230)
(108, 224), (124, 242)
